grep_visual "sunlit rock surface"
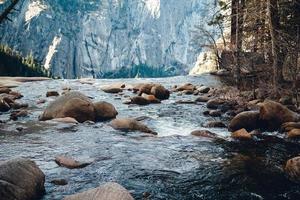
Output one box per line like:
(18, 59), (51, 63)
(0, 0), (215, 78)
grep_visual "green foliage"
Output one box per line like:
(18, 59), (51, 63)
(0, 44), (49, 77)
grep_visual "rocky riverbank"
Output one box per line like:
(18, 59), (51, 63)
(1, 75), (300, 199)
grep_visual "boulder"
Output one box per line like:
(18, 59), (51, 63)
(209, 110), (222, 117)
(150, 85), (170, 100)
(206, 98), (225, 109)
(141, 93), (161, 103)
(182, 90), (194, 95)
(228, 111), (260, 132)
(101, 85), (123, 93)
(10, 110), (29, 120)
(282, 122), (300, 132)
(10, 102), (28, 109)
(94, 101), (118, 121)
(231, 128), (252, 140)
(259, 100), (300, 131)
(203, 121), (226, 128)
(0, 98), (10, 112)
(9, 91), (23, 99)
(197, 86), (210, 93)
(50, 179), (68, 186)
(55, 156), (92, 169)
(0, 87), (11, 94)
(287, 129), (300, 138)
(195, 96), (210, 103)
(175, 83), (196, 92)
(63, 182), (134, 200)
(136, 83), (155, 95)
(285, 156), (300, 182)
(50, 117), (79, 124)
(129, 96), (150, 105)
(191, 130), (217, 139)
(0, 158), (45, 200)
(39, 92), (96, 123)
(46, 91), (59, 97)
(110, 118), (157, 135)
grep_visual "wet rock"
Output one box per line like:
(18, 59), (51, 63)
(101, 86), (123, 94)
(16, 127), (24, 132)
(287, 129), (300, 138)
(203, 121), (226, 128)
(50, 179), (68, 186)
(10, 110), (29, 120)
(206, 98), (225, 109)
(0, 158), (45, 200)
(0, 87), (11, 94)
(285, 156), (300, 182)
(130, 96), (150, 105)
(198, 86), (210, 93)
(195, 96), (210, 103)
(209, 110), (222, 117)
(50, 117), (79, 124)
(55, 156), (92, 169)
(9, 91), (23, 99)
(136, 83), (154, 95)
(228, 111), (260, 132)
(10, 102), (29, 109)
(63, 182), (134, 200)
(203, 110), (210, 115)
(0, 98), (10, 112)
(259, 100), (300, 131)
(39, 92), (96, 123)
(175, 100), (195, 104)
(191, 130), (217, 139)
(37, 99), (46, 104)
(150, 85), (170, 100)
(175, 83), (196, 92)
(94, 101), (118, 121)
(282, 122), (300, 132)
(231, 128), (252, 140)
(141, 93), (161, 103)
(182, 90), (194, 95)
(46, 91), (59, 97)
(193, 90), (199, 95)
(110, 118), (157, 135)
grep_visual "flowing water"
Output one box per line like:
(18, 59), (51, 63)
(1, 75), (300, 200)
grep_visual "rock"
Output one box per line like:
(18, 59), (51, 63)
(198, 86), (210, 93)
(191, 130), (217, 139)
(175, 100), (195, 104)
(110, 118), (157, 135)
(0, 98), (10, 112)
(46, 91), (59, 97)
(63, 182), (134, 200)
(193, 90), (199, 95)
(282, 122), (300, 132)
(37, 99), (46, 104)
(0, 87), (11, 94)
(195, 96), (210, 103)
(50, 179), (68, 186)
(209, 110), (222, 117)
(130, 96), (150, 105)
(10, 102), (29, 109)
(50, 117), (79, 124)
(287, 129), (300, 138)
(210, 69), (230, 76)
(0, 158), (45, 200)
(285, 156), (300, 182)
(9, 91), (23, 99)
(279, 96), (293, 105)
(203, 121), (226, 128)
(231, 128), (252, 140)
(39, 92), (96, 123)
(136, 83), (154, 95)
(55, 156), (92, 169)
(10, 110), (29, 120)
(175, 83), (196, 92)
(141, 93), (161, 103)
(101, 84), (123, 93)
(259, 100), (300, 131)
(93, 101), (118, 121)
(182, 90), (194, 95)
(228, 111), (260, 132)
(16, 127), (24, 132)
(206, 98), (225, 109)
(150, 85), (170, 100)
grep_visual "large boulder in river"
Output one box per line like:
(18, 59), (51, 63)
(0, 158), (45, 200)
(228, 111), (261, 132)
(63, 182), (134, 200)
(39, 92), (117, 123)
(259, 100), (300, 130)
(110, 118), (157, 135)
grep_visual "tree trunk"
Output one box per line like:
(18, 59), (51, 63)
(231, 0), (238, 47)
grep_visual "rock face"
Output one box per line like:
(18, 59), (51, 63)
(0, 0), (215, 78)
(63, 182), (134, 200)
(39, 92), (117, 122)
(0, 158), (45, 200)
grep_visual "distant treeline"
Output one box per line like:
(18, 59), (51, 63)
(0, 44), (48, 77)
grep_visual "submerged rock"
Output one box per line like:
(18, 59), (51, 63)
(191, 130), (217, 139)
(55, 156), (92, 169)
(228, 111), (260, 132)
(63, 182), (134, 200)
(285, 156), (300, 182)
(110, 118), (157, 135)
(0, 158), (45, 200)
(50, 179), (68, 186)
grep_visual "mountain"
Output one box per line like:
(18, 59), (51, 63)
(0, 0), (215, 78)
